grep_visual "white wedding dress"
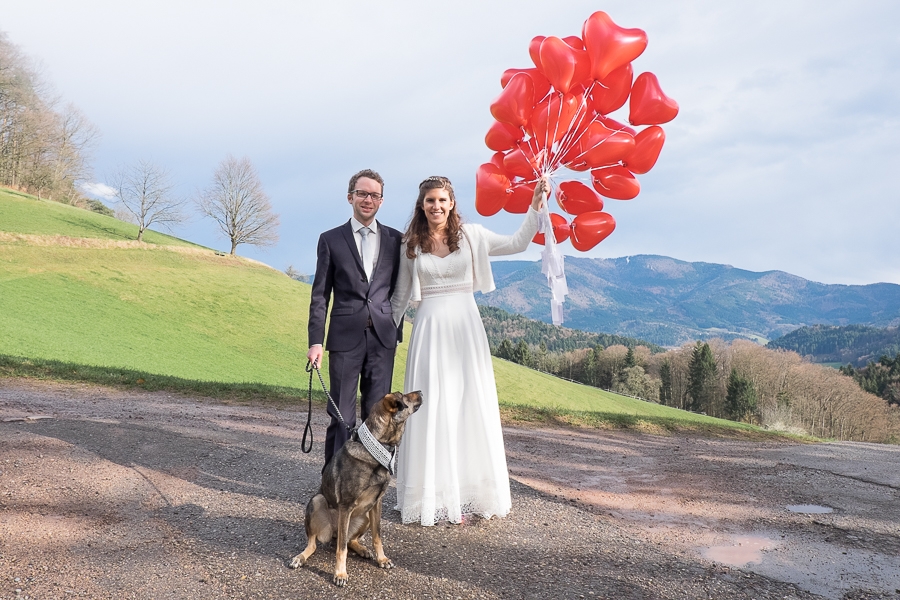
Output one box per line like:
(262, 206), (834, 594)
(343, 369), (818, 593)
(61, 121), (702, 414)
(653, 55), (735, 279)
(394, 233), (512, 526)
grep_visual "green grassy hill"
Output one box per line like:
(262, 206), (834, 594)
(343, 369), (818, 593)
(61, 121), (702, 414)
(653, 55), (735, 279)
(0, 187), (760, 434)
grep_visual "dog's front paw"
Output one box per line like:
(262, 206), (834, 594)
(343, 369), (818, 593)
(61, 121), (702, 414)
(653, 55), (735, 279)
(377, 557), (394, 569)
(348, 540), (372, 559)
(289, 554), (306, 569)
(333, 572), (349, 587)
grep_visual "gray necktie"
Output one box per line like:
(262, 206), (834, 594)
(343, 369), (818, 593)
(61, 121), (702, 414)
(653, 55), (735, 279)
(359, 226), (373, 280)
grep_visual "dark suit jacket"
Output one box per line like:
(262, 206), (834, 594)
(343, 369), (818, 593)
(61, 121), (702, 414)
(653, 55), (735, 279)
(308, 220), (403, 352)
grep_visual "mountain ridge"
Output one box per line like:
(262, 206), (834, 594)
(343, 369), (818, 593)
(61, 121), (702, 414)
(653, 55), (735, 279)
(479, 255), (900, 347)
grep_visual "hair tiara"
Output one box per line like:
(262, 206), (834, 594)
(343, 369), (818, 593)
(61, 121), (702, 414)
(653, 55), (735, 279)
(420, 175), (451, 187)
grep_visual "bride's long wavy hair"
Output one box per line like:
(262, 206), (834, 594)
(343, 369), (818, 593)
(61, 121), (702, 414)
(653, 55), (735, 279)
(404, 176), (462, 259)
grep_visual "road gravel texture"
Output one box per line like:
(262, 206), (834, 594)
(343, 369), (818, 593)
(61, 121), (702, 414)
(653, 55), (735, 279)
(1, 379), (898, 600)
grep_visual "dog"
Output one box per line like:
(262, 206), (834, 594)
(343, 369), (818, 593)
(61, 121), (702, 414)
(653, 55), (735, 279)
(290, 390), (423, 587)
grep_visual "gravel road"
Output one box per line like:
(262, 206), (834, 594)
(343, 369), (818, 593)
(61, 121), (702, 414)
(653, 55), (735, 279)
(1, 379), (898, 600)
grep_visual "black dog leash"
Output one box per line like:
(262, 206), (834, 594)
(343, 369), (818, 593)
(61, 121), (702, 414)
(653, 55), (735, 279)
(301, 360), (354, 454)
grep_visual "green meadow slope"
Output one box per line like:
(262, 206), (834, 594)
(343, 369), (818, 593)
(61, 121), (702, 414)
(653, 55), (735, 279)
(0, 188), (752, 432)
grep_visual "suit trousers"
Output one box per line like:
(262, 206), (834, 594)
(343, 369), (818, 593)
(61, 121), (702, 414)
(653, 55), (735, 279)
(324, 327), (395, 466)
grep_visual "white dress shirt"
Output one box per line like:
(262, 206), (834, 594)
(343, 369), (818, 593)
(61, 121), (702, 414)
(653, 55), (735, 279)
(351, 217), (380, 280)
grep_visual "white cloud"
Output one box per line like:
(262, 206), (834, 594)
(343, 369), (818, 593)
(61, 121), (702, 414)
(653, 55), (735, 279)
(79, 182), (117, 200)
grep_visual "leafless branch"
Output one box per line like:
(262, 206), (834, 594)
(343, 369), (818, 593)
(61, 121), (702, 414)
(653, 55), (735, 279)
(110, 159), (186, 242)
(195, 155), (279, 255)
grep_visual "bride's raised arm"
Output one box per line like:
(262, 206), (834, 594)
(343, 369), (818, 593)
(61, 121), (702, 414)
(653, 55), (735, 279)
(482, 176), (549, 257)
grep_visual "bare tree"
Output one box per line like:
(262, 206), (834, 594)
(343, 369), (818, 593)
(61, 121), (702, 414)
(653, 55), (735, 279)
(110, 160), (185, 242)
(0, 33), (98, 203)
(49, 104), (99, 203)
(196, 155), (279, 255)
(284, 265), (309, 282)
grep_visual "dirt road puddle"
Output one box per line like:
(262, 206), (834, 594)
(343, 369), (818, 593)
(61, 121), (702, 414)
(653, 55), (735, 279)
(701, 534), (776, 566)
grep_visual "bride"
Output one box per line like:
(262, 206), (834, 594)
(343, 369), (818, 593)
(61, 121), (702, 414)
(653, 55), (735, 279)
(391, 174), (547, 526)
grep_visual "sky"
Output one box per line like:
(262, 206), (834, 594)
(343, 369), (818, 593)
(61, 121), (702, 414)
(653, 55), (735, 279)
(3, 0), (899, 285)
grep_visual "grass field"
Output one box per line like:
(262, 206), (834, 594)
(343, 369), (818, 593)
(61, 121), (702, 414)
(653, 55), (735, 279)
(0, 187), (770, 435)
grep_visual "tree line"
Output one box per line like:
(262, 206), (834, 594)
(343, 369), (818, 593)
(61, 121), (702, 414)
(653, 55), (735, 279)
(840, 353), (900, 407)
(492, 335), (899, 443)
(767, 324), (900, 367)
(479, 305), (662, 353)
(0, 32), (98, 206)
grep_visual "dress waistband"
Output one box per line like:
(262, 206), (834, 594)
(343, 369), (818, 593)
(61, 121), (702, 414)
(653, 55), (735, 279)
(421, 282), (474, 299)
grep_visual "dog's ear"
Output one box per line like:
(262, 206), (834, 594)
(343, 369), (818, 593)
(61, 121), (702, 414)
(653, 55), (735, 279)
(383, 392), (403, 414)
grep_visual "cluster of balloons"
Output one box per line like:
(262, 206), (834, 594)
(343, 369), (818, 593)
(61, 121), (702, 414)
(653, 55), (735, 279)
(475, 11), (678, 251)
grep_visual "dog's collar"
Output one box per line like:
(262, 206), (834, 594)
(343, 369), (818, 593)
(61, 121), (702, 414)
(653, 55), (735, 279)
(356, 423), (397, 476)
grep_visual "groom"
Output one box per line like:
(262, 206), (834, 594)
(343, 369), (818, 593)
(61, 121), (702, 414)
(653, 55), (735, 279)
(307, 169), (404, 467)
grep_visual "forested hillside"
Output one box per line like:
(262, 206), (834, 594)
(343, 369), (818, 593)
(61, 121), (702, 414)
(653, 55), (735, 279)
(478, 305), (663, 353)
(492, 332), (899, 442)
(767, 324), (900, 366)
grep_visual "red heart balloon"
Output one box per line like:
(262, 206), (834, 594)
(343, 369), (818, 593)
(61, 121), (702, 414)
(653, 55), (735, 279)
(570, 211), (616, 250)
(475, 163), (511, 216)
(490, 72), (535, 127)
(539, 36), (578, 94)
(556, 180), (604, 215)
(489, 151), (507, 170)
(503, 143), (541, 178)
(504, 182), (535, 214)
(529, 35), (546, 71)
(629, 72), (679, 126)
(591, 165), (640, 199)
(485, 120), (524, 152)
(562, 35), (584, 50)
(623, 125), (665, 174)
(501, 68), (551, 102)
(588, 62), (633, 115)
(580, 121), (635, 168)
(533, 212), (571, 245)
(530, 92), (580, 146)
(582, 11), (648, 81)
(563, 37), (593, 91)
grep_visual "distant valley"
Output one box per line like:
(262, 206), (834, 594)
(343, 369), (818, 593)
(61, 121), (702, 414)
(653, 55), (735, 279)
(478, 255), (900, 347)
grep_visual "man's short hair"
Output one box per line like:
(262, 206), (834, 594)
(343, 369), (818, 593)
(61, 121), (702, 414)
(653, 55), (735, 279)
(348, 169), (384, 195)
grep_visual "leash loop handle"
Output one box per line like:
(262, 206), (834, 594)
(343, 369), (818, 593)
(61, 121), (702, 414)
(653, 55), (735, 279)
(300, 359), (354, 455)
(300, 360), (315, 453)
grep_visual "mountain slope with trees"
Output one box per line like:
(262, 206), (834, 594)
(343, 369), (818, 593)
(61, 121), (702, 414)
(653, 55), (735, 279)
(767, 324), (900, 366)
(482, 256), (900, 346)
(478, 305), (663, 354)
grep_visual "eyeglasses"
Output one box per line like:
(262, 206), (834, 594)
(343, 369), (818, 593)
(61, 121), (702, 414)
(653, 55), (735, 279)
(351, 190), (383, 200)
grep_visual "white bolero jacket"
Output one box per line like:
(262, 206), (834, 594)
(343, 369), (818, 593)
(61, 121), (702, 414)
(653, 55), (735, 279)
(391, 208), (541, 327)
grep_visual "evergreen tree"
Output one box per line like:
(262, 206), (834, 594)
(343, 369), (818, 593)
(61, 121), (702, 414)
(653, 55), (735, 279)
(659, 359), (673, 406)
(687, 342), (717, 413)
(625, 346), (636, 368)
(513, 340), (531, 367)
(496, 338), (514, 360)
(581, 347), (597, 386)
(725, 368), (757, 422)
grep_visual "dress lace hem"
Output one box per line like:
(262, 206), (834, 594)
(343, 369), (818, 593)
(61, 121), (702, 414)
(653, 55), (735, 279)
(395, 497), (511, 526)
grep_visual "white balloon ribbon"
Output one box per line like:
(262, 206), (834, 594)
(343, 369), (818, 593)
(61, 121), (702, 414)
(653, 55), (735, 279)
(538, 198), (568, 325)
